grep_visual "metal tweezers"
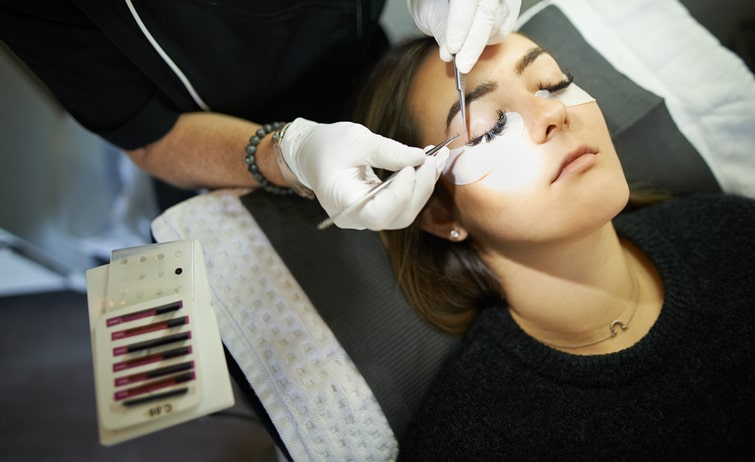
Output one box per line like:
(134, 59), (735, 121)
(316, 133), (459, 230)
(454, 55), (469, 142)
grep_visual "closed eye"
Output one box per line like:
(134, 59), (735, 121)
(538, 71), (574, 94)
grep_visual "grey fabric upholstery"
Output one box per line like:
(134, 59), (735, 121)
(241, 192), (459, 442)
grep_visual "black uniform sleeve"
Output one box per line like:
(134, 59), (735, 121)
(0, 1), (178, 150)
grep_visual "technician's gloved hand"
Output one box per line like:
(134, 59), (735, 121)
(278, 118), (449, 231)
(408, 0), (522, 73)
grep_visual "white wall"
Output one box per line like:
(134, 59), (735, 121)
(380, 0), (422, 43)
(0, 44), (157, 294)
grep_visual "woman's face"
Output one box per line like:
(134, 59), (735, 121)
(408, 33), (629, 249)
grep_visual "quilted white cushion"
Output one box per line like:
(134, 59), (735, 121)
(151, 189), (397, 461)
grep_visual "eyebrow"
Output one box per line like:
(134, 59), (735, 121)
(445, 81), (498, 129)
(516, 47), (548, 74)
(444, 46), (551, 131)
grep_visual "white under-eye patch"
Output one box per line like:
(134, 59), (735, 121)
(534, 82), (594, 106)
(442, 84), (594, 185)
(443, 112), (525, 185)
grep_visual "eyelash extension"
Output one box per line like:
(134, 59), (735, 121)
(538, 71), (574, 93)
(469, 110), (507, 146)
(465, 71), (574, 147)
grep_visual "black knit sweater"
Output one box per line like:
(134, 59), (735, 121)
(398, 194), (755, 461)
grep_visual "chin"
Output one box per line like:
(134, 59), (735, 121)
(572, 173), (630, 226)
(588, 152), (630, 214)
(602, 178), (631, 219)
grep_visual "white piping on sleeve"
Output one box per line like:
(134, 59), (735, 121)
(125, 0), (212, 111)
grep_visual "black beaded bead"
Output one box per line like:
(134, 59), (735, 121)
(244, 121), (293, 195)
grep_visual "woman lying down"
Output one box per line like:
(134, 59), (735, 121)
(352, 33), (755, 460)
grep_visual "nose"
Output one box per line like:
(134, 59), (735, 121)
(524, 95), (568, 144)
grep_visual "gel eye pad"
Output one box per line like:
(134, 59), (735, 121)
(534, 82), (594, 106)
(443, 112), (526, 185)
(443, 84), (594, 185)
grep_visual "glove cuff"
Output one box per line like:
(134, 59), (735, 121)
(272, 122), (315, 199)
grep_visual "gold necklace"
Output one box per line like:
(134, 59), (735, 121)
(545, 255), (641, 350)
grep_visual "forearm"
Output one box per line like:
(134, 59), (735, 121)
(125, 112), (285, 190)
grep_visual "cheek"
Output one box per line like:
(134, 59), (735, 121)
(452, 186), (536, 245)
(443, 112), (544, 191)
(475, 142), (542, 191)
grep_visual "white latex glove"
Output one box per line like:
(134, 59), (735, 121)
(408, 0), (522, 73)
(279, 118), (450, 231)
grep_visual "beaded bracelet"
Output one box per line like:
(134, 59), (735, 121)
(244, 121), (294, 195)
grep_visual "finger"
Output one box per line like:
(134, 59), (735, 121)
(327, 175), (374, 230)
(488, 0), (521, 44)
(366, 136), (427, 171)
(391, 156), (445, 229)
(455, 13), (493, 73)
(436, 22), (451, 62)
(439, 45), (454, 63)
(455, 0), (501, 72)
(347, 166), (417, 231)
(446, 0), (479, 55)
(430, 146), (452, 172)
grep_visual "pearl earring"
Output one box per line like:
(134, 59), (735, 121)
(450, 229), (460, 240)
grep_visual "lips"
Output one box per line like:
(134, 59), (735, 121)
(551, 146), (598, 183)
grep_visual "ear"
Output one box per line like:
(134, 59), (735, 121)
(419, 196), (468, 242)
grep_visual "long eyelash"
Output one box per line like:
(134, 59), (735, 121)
(469, 110), (507, 146)
(538, 71), (574, 93)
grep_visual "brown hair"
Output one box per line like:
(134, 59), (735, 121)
(352, 36), (501, 333)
